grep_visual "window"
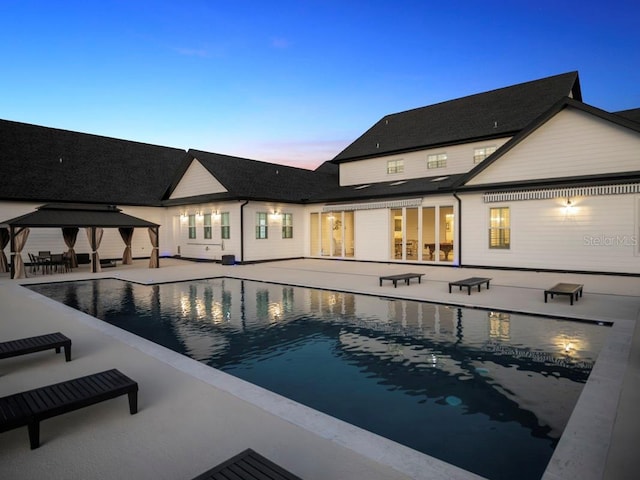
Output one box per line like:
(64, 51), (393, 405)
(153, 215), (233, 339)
(203, 213), (212, 239)
(489, 207), (510, 249)
(282, 213), (293, 238)
(188, 214), (196, 239)
(427, 153), (447, 169)
(256, 212), (268, 239)
(474, 145), (497, 164)
(387, 159), (404, 174)
(221, 212), (230, 239)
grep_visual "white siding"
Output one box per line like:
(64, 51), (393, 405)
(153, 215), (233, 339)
(354, 209), (389, 261)
(467, 108), (640, 186)
(242, 202), (306, 262)
(340, 138), (511, 186)
(173, 203), (241, 261)
(461, 193), (640, 274)
(169, 159), (227, 199)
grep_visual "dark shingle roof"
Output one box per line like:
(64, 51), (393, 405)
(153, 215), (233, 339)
(615, 108), (640, 124)
(333, 71), (582, 163)
(309, 173), (466, 204)
(163, 149), (338, 204)
(0, 119), (187, 205)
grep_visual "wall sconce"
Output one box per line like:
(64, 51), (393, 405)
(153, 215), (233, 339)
(270, 210), (282, 218)
(563, 198), (576, 218)
(180, 212), (188, 222)
(196, 210), (204, 219)
(213, 209), (221, 218)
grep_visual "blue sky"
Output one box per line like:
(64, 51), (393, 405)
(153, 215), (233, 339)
(1, 1), (638, 169)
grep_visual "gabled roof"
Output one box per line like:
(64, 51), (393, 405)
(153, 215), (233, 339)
(163, 149), (339, 205)
(0, 119), (187, 205)
(454, 97), (640, 190)
(1, 203), (158, 228)
(333, 71), (582, 163)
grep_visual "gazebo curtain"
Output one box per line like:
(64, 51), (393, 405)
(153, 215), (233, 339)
(148, 227), (159, 268)
(0, 227), (9, 273)
(62, 227), (79, 268)
(119, 227), (134, 264)
(12, 227), (30, 279)
(86, 227), (104, 273)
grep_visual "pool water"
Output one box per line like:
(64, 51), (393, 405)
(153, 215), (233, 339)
(29, 278), (609, 480)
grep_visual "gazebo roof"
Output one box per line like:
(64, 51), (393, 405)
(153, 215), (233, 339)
(0, 203), (159, 228)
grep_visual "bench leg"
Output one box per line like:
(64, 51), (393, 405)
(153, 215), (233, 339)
(570, 295), (574, 306)
(64, 344), (71, 362)
(28, 421), (41, 449)
(448, 285), (452, 293)
(544, 292), (548, 303)
(128, 390), (138, 414)
(467, 286), (471, 295)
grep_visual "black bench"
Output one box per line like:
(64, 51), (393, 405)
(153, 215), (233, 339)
(0, 369), (138, 449)
(544, 283), (584, 305)
(192, 448), (302, 480)
(0, 332), (71, 363)
(379, 273), (425, 287)
(448, 277), (492, 295)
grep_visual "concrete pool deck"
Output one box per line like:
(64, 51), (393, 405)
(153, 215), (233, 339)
(0, 258), (638, 480)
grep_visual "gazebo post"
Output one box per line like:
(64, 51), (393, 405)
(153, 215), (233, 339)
(9, 225), (15, 279)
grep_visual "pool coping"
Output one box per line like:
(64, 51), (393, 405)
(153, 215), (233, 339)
(23, 273), (634, 480)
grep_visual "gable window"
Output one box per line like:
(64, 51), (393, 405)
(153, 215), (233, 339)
(221, 212), (230, 239)
(427, 153), (447, 169)
(188, 214), (196, 239)
(489, 207), (510, 249)
(203, 213), (212, 239)
(256, 212), (268, 239)
(474, 145), (497, 164)
(282, 213), (293, 238)
(387, 159), (404, 174)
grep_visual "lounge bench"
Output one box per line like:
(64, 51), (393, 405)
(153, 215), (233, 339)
(192, 448), (302, 480)
(0, 332), (71, 363)
(448, 277), (492, 295)
(0, 369), (138, 449)
(544, 283), (584, 305)
(379, 272), (425, 288)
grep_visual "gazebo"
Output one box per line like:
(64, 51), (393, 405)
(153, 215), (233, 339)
(0, 203), (160, 279)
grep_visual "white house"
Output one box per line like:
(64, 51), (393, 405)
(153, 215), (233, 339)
(1, 71), (639, 276)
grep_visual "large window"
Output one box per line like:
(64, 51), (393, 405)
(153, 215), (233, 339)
(188, 214), (196, 239)
(489, 207), (510, 249)
(221, 212), (230, 239)
(203, 213), (212, 239)
(282, 213), (293, 238)
(427, 153), (447, 169)
(387, 159), (404, 174)
(256, 212), (268, 239)
(473, 145), (497, 164)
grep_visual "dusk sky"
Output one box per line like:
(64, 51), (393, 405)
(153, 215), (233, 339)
(2, 1), (638, 170)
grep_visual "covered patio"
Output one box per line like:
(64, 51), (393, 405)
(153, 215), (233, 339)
(0, 203), (160, 279)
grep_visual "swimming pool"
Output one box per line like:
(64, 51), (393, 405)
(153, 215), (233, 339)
(28, 277), (609, 480)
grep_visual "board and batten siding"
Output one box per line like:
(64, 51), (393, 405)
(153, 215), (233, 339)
(466, 108), (640, 186)
(353, 209), (389, 261)
(339, 138), (511, 186)
(460, 193), (639, 274)
(242, 202), (306, 262)
(172, 203), (241, 261)
(169, 159), (227, 199)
